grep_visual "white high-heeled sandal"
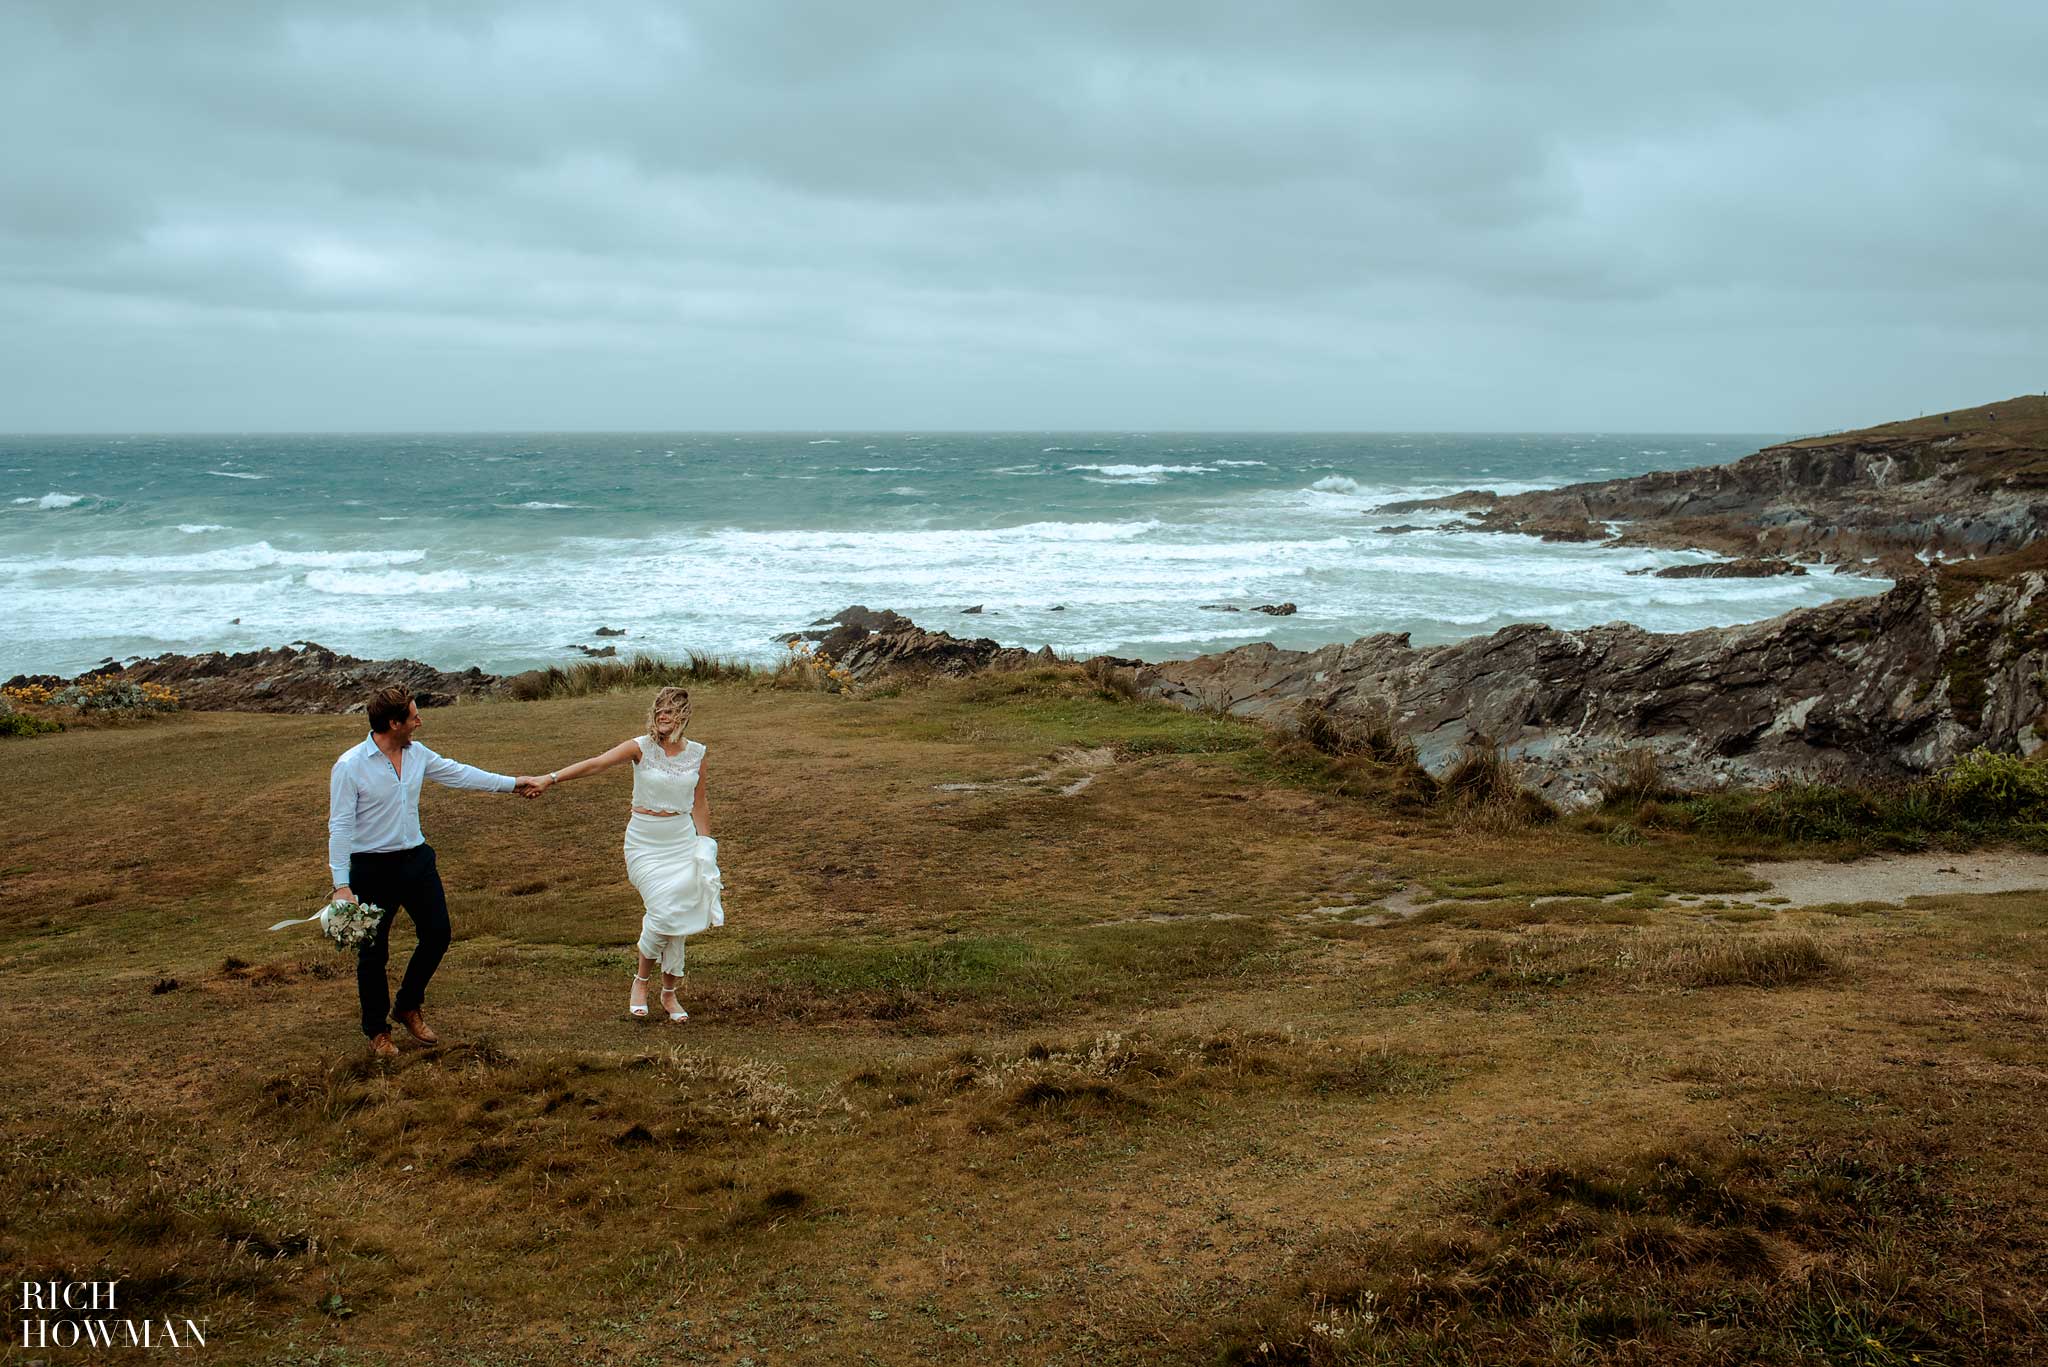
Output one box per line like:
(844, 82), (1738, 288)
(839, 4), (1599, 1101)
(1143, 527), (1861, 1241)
(629, 971), (651, 1019)
(658, 979), (688, 1023)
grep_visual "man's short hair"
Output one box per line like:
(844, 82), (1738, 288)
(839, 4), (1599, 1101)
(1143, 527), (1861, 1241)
(366, 685), (415, 733)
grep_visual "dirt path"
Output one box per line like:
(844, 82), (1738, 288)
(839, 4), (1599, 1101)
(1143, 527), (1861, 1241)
(1743, 850), (2048, 906)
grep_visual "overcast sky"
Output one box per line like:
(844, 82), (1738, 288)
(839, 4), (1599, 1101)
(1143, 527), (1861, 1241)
(3, 1), (2043, 433)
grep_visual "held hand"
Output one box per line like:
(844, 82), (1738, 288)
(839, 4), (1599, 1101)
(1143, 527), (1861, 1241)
(332, 885), (358, 904)
(514, 774), (546, 797)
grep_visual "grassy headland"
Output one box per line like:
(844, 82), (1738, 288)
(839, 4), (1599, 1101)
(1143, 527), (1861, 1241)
(2, 671), (2044, 1364)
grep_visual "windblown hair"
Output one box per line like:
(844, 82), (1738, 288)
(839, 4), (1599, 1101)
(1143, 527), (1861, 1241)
(366, 685), (414, 733)
(646, 685), (692, 747)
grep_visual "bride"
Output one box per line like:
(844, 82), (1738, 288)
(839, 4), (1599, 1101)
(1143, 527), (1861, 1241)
(533, 685), (723, 1021)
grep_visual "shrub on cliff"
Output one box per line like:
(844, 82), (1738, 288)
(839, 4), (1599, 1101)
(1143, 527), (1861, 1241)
(1940, 746), (2048, 821)
(49, 678), (178, 713)
(770, 640), (856, 694)
(1674, 747), (2048, 850)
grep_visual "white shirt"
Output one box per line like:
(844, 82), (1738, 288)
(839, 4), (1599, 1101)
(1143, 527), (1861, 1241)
(328, 734), (514, 887)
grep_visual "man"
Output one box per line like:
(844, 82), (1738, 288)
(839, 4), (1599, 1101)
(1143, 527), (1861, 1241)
(329, 685), (547, 1058)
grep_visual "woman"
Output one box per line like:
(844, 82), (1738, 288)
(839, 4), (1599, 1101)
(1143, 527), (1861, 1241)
(533, 685), (722, 1020)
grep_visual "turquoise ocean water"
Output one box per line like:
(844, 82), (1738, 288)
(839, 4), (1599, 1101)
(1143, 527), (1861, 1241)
(1, 432), (1890, 678)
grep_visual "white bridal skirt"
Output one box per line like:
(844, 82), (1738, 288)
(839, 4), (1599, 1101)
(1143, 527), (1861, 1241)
(624, 813), (723, 975)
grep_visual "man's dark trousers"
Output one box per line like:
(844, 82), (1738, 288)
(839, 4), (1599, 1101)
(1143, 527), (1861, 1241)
(349, 843), (451, 1039)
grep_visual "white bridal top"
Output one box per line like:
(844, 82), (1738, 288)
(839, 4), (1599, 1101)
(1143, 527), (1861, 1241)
(631, 735), (704, 817)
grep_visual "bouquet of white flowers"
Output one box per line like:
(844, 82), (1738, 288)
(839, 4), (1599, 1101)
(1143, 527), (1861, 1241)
(268, 899), (385, 952)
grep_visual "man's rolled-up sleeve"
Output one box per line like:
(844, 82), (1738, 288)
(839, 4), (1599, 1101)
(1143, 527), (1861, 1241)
(423, 750), (517, 793)
(328, 759), (357, 889)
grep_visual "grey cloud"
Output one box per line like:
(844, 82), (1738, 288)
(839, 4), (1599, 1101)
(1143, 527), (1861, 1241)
(2, 0), (2044, 431)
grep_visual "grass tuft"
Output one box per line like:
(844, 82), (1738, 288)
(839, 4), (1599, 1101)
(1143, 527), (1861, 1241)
(501, 653), (756, 701)
(1645, 932), (1835, 989)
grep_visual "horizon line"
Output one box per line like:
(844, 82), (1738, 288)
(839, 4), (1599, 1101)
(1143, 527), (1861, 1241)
(0, 426), (1796, 439)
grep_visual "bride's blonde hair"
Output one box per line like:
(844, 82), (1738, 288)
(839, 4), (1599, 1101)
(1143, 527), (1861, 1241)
(646, 685), (692, 746)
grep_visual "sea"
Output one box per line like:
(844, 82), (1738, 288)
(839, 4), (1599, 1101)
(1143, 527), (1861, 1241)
(0, 432), (1892, 680)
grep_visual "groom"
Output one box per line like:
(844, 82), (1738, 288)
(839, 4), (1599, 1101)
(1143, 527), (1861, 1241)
(328, 685), (547, 1058)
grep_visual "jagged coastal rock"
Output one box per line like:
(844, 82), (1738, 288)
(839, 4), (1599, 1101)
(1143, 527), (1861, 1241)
(802, 606), (1057, 679)
(6, 643), (502, 715)
(1382, 395), (2048, 575)
(1125, 571), (2048, 808)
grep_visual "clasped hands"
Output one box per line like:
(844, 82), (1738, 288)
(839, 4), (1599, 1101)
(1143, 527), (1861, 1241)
(514, 774), (556, 801)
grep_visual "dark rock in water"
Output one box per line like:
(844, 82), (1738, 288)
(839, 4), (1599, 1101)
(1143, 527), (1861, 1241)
(593, 626), (627, 637)
(1199, 604), (1242, 613)
(962, 605), (984, 614)
(1253, 603), (1297, 616)
(571, 644), (619, 658)
(780, 605), (919, 651)
(230, 617), (241, 624)
(21, 643), (502, 715)
(1629, 558), (1809, 579)
(1049, 605), (1066, 611)
(1375, 524), (1427, 534)
(1379, 490), (1498, 515)
(1523, 516), (1609, 543)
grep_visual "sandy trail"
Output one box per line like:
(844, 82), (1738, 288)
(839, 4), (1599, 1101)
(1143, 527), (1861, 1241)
(1742, 850), (2048, 906)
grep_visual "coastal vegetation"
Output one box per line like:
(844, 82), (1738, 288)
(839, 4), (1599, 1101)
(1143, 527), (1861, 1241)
(1, 678), (179, 736)
(2, 673), (2042, 1363)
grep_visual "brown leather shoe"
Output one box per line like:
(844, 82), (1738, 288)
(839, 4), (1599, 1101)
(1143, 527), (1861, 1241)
(395, 1004), (440, 1049)
(369, 1032), (400, 1059)
(394, 1009), (438, 1045)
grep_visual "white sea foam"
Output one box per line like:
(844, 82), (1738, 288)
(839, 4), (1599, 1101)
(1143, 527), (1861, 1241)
(304, 569), (472, 595)
(706, 519), (1167, 552)
(17, 492), (89, 509)
(1311, 476), (1365, 494)
(1068, 463), (1214, 478)
(39, 542), (427, 574)
(808, 439), (841, 444)
(176, 523), (227, 534)
(498, 501), (582, 510)
(1213, 460), (1268, 467)
(206, 470), (266, 480)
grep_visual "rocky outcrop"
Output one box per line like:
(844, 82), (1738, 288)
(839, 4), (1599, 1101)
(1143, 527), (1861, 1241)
(777, 605), (920, 657)
(1631, 559), (1808, 580)
(1384, 395), (2048, 575)
(815, 614), (1057, 681)
(1122, 571), (2048, 808)
(801, 568), (2048, 807)
(7, 644), (503, 715)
